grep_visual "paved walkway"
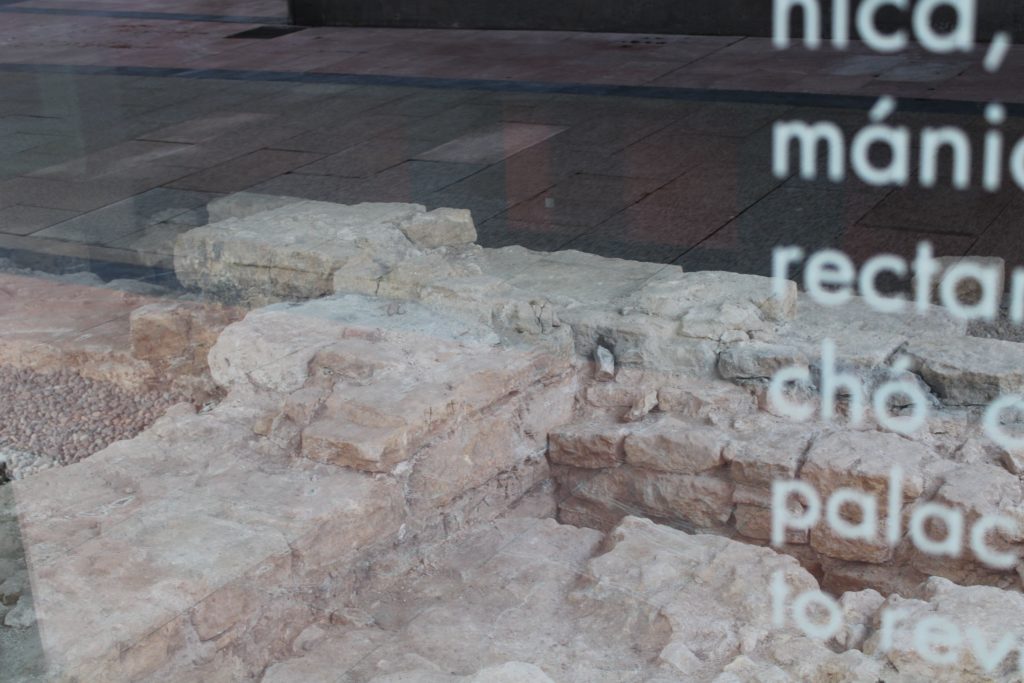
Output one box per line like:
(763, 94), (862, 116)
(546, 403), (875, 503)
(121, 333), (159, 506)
(0, 0), (1021, 278)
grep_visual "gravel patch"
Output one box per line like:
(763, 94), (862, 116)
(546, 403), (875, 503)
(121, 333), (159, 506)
(0, 367), (183, 481)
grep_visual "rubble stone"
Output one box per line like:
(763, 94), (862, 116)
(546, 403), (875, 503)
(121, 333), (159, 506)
(594, 345), (615, 381)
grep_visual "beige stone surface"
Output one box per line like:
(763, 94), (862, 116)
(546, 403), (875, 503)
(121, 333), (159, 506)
(780, 297), (966, 369)
(175, 201), (427, 304)
(864, 576), (1024, 681)
(12, 195), (1024, 681)
(259, 516), (906, 683)
(726, 417), (814, 487)
(398, 207), (477, 249)
(548, 421), (630, 469)
(561, 465), (735, 531)
(718, 342), (809, 381)
(907, 335), (1024, 405)
(6, 403), (406, 681)
(624, 416), (728, 474)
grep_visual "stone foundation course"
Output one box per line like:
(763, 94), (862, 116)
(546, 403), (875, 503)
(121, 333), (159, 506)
(4, 193), (1024, 681)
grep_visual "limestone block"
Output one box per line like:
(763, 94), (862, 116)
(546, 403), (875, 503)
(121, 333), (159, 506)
(726, 417), (813, 487)
(301, 419), (409, 472)
(481, 246), (665, 307)
(657, 378), (757, 420)
(628, 270), (797, 323)
(735, 504), (808, 544)
(801, 430), (936, 563)
(3, 594), (35, 629)
(548, 421), (630, 469)
(909, 463), (1024, 578)
(374, 247), (486, 301)
(586, 379), (654, 409)
(175, 201), (424, 304)
(9, 403), (406, 681)
(624, 417), (729, 474)
(403, 375), (572, 512)
(209, 295), (500, 393)
(466, 662), (556, 683)
(781, 297), (966, 369)
(801, 430), (934, 500)
(832, 589), (885, 650)
(717, 342), (809, 381)
(623, 389), (659, 422)
(565, 465), (734, 530)
(906, 335), (1024, 405)
(563, 306), (719, 374)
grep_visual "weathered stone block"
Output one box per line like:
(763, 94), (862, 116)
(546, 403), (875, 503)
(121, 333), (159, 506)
(623, 417), (728, 474)
(548, 421), (629, 469)
(907, 335), (1024, 405)
(176, 201), (427, 304)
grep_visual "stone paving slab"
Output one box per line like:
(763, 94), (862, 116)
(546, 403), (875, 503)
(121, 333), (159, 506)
(415, 123), (566, 165)
(32, 187), (219, 244)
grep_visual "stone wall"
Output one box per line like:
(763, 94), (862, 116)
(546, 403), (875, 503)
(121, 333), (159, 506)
(6, 193), (1024, 680)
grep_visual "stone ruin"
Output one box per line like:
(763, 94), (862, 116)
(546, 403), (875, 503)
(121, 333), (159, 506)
(4, 194), (1024, 681)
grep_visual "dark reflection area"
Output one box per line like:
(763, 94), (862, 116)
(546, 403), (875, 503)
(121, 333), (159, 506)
(0, 68), (1020, 295)
(0, 486), (46, 681)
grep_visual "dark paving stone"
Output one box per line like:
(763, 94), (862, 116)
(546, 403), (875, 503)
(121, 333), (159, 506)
(368, 159), (487, 195)
(416, 123), (566, 165)
(689, 187), (890, 276)
(384, 104), (507, 143)
(137, 112), (276, 144)
(293, 137), (439, 179)
(246, 173), (365, 203)
(676, 102), (794, 137)
(0, 176), (158, 212)
(368, 89), (484, 118)
(860, 186), (1014, 236)
(477, 217), (587, 251)
(560, 233), (687, 264)
(497, 143), (613, 184)
(0, 205), (79, 236)
(439, 162), (556, 205)
(33, 188), (220, 245)
(167, 149), (325, 194)
(273, 114), (415, 153)
(562, 202), (720, 264)
(25, 140), (197, 180)
(500, 173), (661, 227)
(836, 223), (975, 266)
(423, 190), (511, 224)
(597, 135), (728, 180)
(970, 196), (1024, 268)
(545, 113), (673, 153)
